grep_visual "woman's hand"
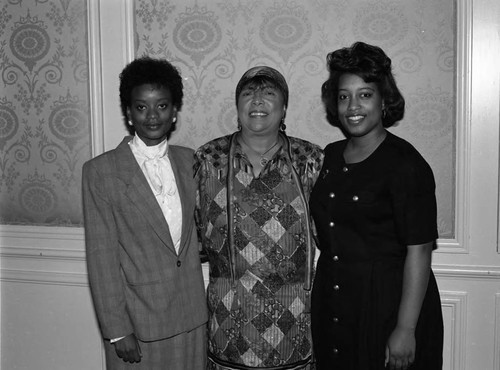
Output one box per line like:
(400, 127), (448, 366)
(385, 325), (415, 369)
(384, 241), (433, 369)
(114, 333), (142, 363)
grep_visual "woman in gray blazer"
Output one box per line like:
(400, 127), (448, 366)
(82, 57), (207, 369)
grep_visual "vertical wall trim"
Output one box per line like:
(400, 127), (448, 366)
(495, 294), (500, 369)
(124, 0), (135, 61)
(100, 341), (106, 370)
(87, 0), (105, 156)
(98, 0), (136, 151)
(441, 291), (467, 370)
(437, 0), (472, 254)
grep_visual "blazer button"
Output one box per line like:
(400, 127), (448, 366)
(177, 260), (181, 267)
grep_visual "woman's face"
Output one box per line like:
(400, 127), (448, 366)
(127, 83), (177, 146)
(237, 81), (286, 136)
(337, 73), (385, 139)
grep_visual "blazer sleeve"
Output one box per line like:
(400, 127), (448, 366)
(82, 159), (134, 340)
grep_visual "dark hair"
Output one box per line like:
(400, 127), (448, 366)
(119, 57), (184, 121)
(321, 42), (405, 128)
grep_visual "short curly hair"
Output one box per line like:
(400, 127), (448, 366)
(321, 42), (405, 128)
(119, 57), (184, 121)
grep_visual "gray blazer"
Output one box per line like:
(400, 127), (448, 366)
(82, 136), (207, 341)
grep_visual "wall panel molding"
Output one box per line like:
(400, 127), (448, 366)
(436, 0), (472, 255)
(495, 294), (500, 369)
(0, 225), (84, 257)
(433, 264), (500, 280)
(2, 224), (500, 282)
(0, 269), (88, 286)
(0, 225), (87, 284)
(2, 262), (500, 291)
(441, 291), (467, 370)
(0, 246), (84, 261)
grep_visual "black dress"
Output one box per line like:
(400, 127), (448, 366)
(310, 132), (443, 370)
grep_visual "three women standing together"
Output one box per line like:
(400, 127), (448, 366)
(83, 41), (443, 370)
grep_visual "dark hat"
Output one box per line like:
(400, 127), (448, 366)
(235, 66), (289, 107)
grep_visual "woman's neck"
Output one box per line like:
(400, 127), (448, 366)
(238, 131), (280, 154)
(238, 131), (281, 177)
(344, 129), (387, 164)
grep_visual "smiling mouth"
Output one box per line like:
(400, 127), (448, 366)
(347, 115), (364, 122)
(249, 111), (268, 117)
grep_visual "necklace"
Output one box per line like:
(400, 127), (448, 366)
(239, 135), (279, 166)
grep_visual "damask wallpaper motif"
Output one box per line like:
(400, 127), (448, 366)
(134, 0), (456, 238)
(0, 1), (90, 226)
(0, 0), (455, 237)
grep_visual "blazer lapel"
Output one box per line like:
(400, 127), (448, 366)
(114, 137), (176, 253)
(168, 147), (194, 256)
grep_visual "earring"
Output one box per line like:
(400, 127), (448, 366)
(237, 118), (242, 131)
(280, 117), (286, 132)
(128, 120), (133, 126)
(173, 117), (177, 123)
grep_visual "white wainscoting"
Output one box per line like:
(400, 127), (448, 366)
(440, 291), (467, 370)
(1, 225), (499, 370)
(495, 294), (500, 370)
(0, 226), (104, 369)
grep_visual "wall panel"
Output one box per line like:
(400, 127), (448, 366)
(0, 0), (92, 226)
(1, 280), (103, 369)
(441, 291), (467, 370)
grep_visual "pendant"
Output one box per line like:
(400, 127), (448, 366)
(260, 157), (268, 166)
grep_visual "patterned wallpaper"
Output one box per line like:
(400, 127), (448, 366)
(134, 0), (456, 238)
(0, 0), (455, 238)
(0, 0), (90, 226)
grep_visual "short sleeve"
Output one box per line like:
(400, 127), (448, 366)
(391, 151), (438, 246)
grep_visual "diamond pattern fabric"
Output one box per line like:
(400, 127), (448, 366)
(195, 134), (323, 369)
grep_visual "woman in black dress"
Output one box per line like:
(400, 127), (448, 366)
(310, 42), (443, 370)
